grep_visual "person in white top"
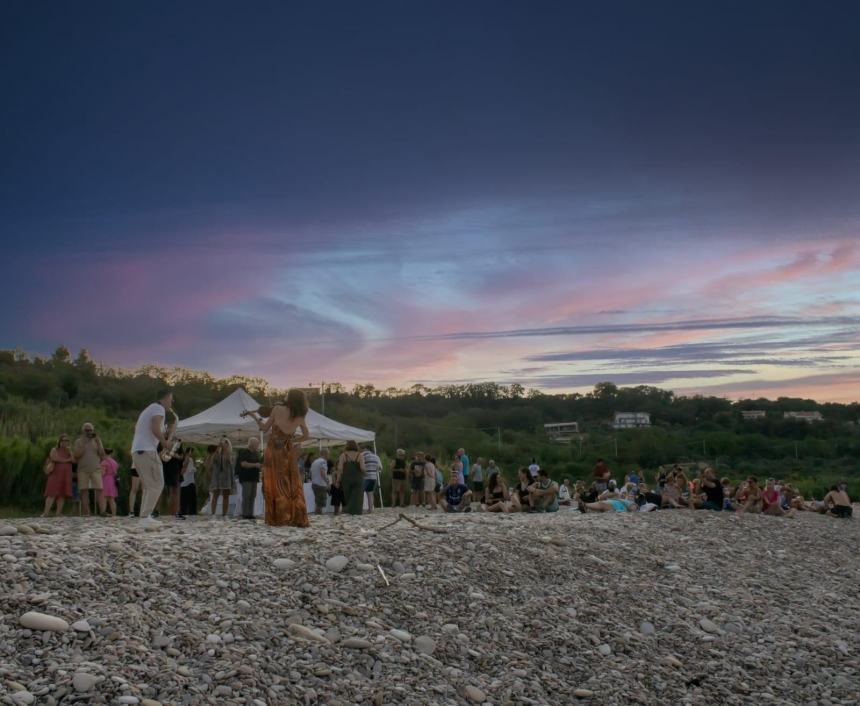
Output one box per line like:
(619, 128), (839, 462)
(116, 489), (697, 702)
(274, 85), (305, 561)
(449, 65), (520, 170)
(309, 449), (330, 515)
(528, 458), (540, 479)
(131, 389), (175, 525)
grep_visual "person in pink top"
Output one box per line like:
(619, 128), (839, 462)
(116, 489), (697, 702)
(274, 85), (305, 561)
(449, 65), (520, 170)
(761, 478), (795, 518)
(100, 448), (120, 516)
(42, 434), (74, 517)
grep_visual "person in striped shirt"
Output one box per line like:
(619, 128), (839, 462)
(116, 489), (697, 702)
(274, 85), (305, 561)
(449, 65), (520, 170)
(361, 446), (381, 513)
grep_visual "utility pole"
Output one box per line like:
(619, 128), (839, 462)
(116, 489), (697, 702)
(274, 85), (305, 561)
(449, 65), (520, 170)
(794, 442), (799, 459)
(497, 426), (502, 451)
(613, 436), (618, 459)
(308, 381), (325, 415)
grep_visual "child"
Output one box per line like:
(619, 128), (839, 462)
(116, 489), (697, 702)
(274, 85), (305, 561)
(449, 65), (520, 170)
(100, 448), (119, 516)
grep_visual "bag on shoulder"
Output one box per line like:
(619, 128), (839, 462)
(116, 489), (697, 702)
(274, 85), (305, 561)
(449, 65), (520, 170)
(43, 456), (55, 475)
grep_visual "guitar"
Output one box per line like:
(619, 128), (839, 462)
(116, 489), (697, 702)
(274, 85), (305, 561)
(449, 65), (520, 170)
(161, 408), (181, 461)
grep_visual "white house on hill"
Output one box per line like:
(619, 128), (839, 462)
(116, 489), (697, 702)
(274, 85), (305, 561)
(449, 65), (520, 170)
(613, 412), (651, 429)
(784, 411), (824, 423)
(741, 410), (767, 420)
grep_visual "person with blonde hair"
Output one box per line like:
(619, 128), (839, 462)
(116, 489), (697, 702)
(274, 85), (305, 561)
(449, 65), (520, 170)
(391, 448), (408, 507)
(242, 389), (311, 527)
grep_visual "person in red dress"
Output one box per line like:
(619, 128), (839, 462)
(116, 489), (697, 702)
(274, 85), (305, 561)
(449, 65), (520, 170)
(42, 435), (74, 517)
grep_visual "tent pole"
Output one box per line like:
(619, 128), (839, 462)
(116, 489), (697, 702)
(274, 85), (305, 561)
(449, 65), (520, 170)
(374, 440), (384, 509)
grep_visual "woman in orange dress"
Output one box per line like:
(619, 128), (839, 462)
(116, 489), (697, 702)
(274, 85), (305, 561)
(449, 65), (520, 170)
(242, 389), (310, 528)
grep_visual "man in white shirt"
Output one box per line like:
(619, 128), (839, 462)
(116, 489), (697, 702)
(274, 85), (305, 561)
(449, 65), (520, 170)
(362, 446), (381, 513)
(528, 458), (540, 479)
(309, 449), (330, 515)
(131, 389), (175, 525)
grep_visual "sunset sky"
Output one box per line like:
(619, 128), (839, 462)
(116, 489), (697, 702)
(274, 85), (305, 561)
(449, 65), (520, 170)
(2, 2), (859, 401)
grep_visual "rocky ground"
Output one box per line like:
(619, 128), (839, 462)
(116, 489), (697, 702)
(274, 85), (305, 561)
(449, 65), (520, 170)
(1, 507), (858, 706)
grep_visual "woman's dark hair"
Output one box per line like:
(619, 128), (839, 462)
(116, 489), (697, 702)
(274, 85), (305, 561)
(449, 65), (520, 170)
(518, 467), (530, 482)
(206, 444), (218, 454)
(257, 405), (273, 418)
(285, 389), (309, 419)
(345, 440), (358, 452)
(488, 472), (499, 492)
(104, 448), (114, 455)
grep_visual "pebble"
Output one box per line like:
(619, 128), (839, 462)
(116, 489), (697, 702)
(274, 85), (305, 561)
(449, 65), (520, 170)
(72, 619), (91, 632)
(273, 558), (294, 569)
(15, 524), (35, 535)
(0, 524), (19, 535)
(287, 624), (330, 644)
(575, 688), (595, 698)
(117, 697), (140, 705)
(640, 621), (656, 635)
(325, 555), (349, 572)
(598, 643), (612, 656)
(11, 692), (35, 706)
(19, 611), (69, 632)
(414, 635), (436, 655)
(463, 685), (486, 702)
(341, 637), (371, 649)
(699, 618), (721, 634)
(390, 628), (412, 643)
(140, 700), (163, 706)
(72, 672), (100, 692)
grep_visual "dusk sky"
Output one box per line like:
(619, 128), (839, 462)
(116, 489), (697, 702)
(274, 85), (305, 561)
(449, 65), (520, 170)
(2, 1), (859, 401)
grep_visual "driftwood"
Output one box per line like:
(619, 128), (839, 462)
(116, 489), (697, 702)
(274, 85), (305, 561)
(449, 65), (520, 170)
(378, 512), (449, 534)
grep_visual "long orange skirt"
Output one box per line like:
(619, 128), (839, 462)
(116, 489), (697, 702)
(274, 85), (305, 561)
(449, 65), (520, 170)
(261, 431), (309, 527)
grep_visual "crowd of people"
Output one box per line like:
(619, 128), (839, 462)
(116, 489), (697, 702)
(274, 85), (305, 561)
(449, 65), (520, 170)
(40, 389), (855, 527)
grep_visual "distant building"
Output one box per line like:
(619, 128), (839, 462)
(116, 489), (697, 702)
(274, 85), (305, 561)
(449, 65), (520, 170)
(741, 410), (767, 420)
(613, 412), (651, 429)
(544, 422), (579, 443)
(784, 411), (824, 423)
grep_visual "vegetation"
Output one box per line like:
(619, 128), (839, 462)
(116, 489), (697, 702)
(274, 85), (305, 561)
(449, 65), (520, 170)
(1, 348), (858, 515)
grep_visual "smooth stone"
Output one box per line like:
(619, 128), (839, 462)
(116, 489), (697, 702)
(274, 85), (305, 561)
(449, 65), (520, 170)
(442, 623), (459, 634)
(341, 638), (371, 649)
(11, 692), (35, 706)
(287, 624), (330, 644)
(414, 635), (436, 655)
(141, 701), (163, 706)
(325, 555), (349, 572)
(20, 611), (69, 632)
(206, 634), (221, 643)
(0, 525), (19, 535)
(73, 672), (100, 692)
(237, 599), (251, 610)
(663, 655), (683, 668)
(177, 666), (192, 677)
(390, 629), (412, 643)
(598, 643), (612, 656)
(640, 622), (656, 636)
(117, 698), (140, 705)
(574, 688), (595, 698)
(15, 524), (35, 535)
(463, 685), (486, 703)
(273, 558), (294, 569)
(355, 562), (374, 571)
(699, 618), (721, 634)
(72, 620), (91, 632)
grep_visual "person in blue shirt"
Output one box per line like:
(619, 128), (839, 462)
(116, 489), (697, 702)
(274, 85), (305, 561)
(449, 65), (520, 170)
(457, 448), (470, 486)
(441, 470), (473, 513)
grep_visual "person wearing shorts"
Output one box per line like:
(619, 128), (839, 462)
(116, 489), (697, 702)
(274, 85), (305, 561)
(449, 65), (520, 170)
(422, 456), (438, 510)
(471, 457), (484, 498)
(310, 450), (330, 515)
(74, 423), (106, 516)
(361, 447), (381, 513)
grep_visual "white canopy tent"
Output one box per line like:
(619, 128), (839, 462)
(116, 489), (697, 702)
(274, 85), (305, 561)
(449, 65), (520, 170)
(177, 388), (377, 516)
(176, 388), (375, 447)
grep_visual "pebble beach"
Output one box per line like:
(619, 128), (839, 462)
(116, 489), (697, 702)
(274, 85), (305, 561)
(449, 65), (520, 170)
(1, 509), (858, 705)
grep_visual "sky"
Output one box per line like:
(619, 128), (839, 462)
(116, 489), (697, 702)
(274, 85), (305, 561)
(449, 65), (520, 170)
(1, 1), (859, 402)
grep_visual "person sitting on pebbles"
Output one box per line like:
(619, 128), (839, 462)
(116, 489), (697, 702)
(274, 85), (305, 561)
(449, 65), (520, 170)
(578, 496), (637, 513)
(481, 471), (510, 512)
(760, 478), (796, 517)
(736, 477), (763, 514)
(823, 484), (853, 518)
(440, 469), (473, 513)
(508, 467), (534, 512)
(557, 478), (574, 506)
(529, 469), (559, 512)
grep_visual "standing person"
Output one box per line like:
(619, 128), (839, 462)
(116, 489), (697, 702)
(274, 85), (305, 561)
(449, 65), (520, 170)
(410, 452), (427, 507)
(423, 455), (438, 510)
(179, 449), (197, 516)
(41, 435), (74, 517)
(391, 449), (408, 507)
(471, 457), (484, 500)
(241, 390), (311, 527)
(208, 438), (235, 518)
(235, 437), (263, 520)
(73, 422), (106, 516)
(310, 449), (331, 515)
(162, 441), (183, 518)
(592, 458), (611, 492)
(528, 458), (540, 480)
(131, 389), (175, 527)
(100, 448), (119, 516)
(361, 446), (381, 513)
(127, 448), (142, 518)
(457, 448), (470, 487)
(336, 441), (367, 516)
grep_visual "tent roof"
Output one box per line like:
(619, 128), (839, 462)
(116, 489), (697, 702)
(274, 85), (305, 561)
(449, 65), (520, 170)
(176, 388), (375, 446)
